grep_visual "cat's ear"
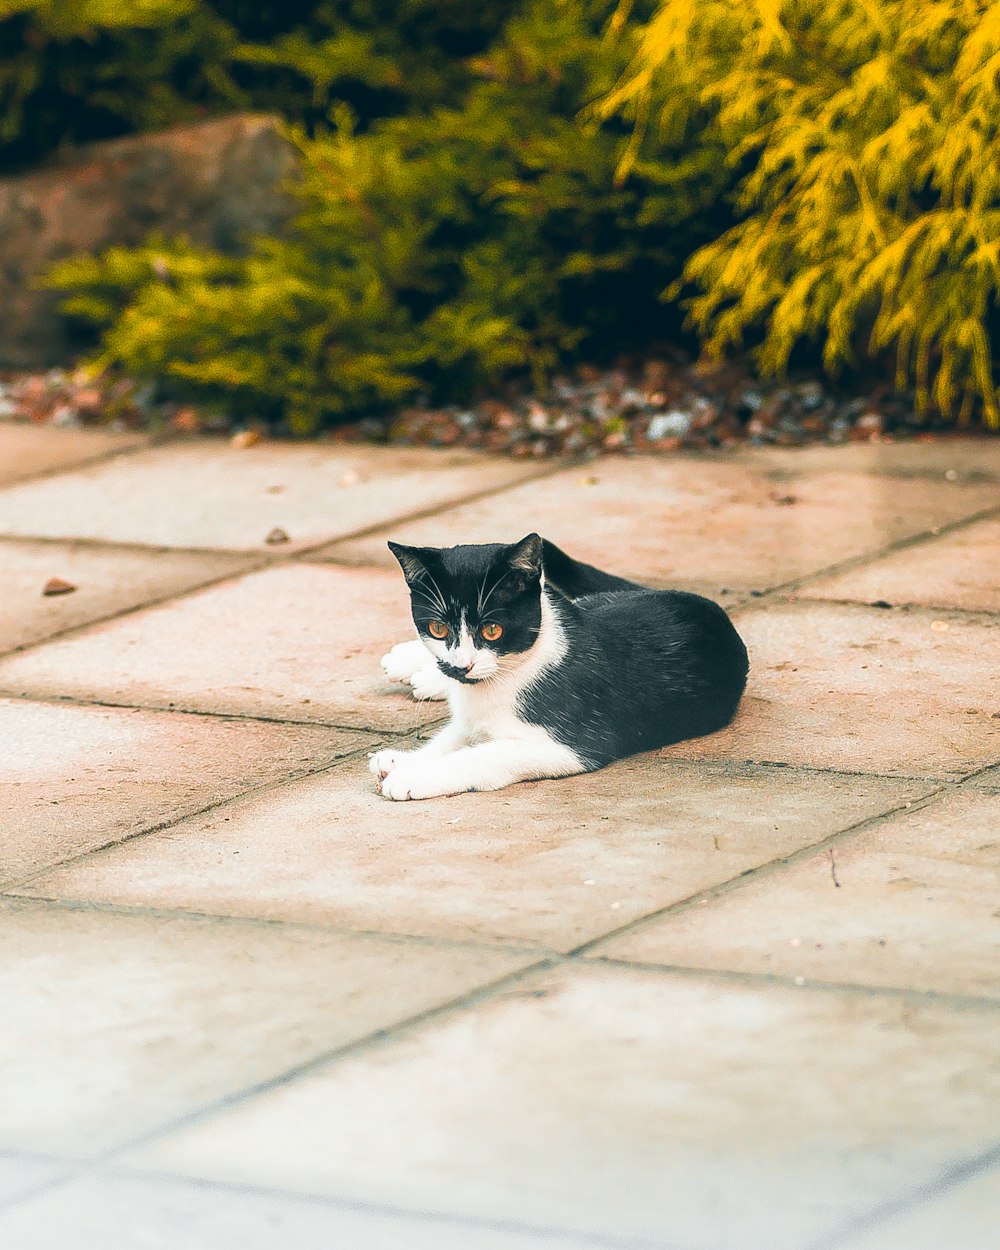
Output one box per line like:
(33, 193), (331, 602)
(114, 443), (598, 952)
(506, 533), (543, 580)
(387, 541), (431, 585)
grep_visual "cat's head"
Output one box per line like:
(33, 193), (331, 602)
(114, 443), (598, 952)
(387, 533), (543, 684)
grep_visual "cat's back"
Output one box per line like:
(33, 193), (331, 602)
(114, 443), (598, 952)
(519, 586), (748, 767)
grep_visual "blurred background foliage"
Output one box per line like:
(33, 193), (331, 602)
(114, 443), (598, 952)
(4, 0), (1000, 431)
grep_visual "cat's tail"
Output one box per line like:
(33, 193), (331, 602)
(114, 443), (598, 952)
(541, 539), (644, 599)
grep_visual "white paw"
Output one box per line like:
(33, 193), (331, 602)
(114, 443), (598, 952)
(379, 764), (442, 801)
(408, 663), (450, 702)
(381, 639), (431, 683)
(368, 747), (412, 779)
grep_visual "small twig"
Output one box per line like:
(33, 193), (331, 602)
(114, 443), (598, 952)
(828, 848), (841, 888)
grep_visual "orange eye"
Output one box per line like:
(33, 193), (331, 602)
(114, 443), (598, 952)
(481, 623), (503, 642)
(427, 620), (449, 639)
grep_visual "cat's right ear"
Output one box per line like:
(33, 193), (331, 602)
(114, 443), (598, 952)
(387, 541), (429, 585)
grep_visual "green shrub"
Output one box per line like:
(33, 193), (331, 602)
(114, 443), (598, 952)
(47, 0), (731, 433)
(610, 0), (1000, 426)
(0, 1), (519, 170)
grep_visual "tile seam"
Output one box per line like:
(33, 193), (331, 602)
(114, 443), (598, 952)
(568, 784), (953, 957)
(0, 739), (390, 895)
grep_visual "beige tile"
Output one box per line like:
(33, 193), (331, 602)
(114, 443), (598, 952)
(17, 759), (930, 950)
(0, 564), (441, 731)
(0, 1156), (67, 1204)
(806, 515), (1000, 612)
(0, 1170), (610, 1250)
(735, 436), (1000, 482)
(0, 698), (370, 885)
(0, 899), (529, 1155)
(837, 1165), (1000, 1250)
(0, 423), (144, 487)
(593, 790), (1000, 999)
(670, 600), (1000, 778)
(0, 441), (542, 551)
(0, 537), (251, 654)
(321, 454), (999, 591)
(128, 963), (1000, 1250)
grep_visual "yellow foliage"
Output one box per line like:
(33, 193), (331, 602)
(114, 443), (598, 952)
(611, 0), (1000, 425)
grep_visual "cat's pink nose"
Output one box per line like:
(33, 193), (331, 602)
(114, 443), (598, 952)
(462, 661), (475, 672)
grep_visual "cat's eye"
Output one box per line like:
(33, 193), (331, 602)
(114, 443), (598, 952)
(427, 620), (449, 639)
(481, 623), (503, 641)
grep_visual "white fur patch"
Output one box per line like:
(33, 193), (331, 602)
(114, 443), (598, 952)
(380, 638), (432, 683)
(375, 590), (584, 800)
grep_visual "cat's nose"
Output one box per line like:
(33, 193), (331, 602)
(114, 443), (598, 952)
(461, 661), (475, 672)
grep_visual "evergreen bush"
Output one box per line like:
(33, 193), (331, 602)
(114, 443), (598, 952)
(0, 1), (518, 170)
(610, 0), (1000, 426)
(46, 0), (730, 433)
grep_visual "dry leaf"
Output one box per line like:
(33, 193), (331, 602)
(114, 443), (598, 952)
(231, 429), (261, 449)
(43, 577), (76, 596)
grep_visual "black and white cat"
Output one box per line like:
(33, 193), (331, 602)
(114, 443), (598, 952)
(370, 534), (748, 800)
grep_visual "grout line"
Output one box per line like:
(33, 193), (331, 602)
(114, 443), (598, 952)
(0, 893), (555, 962)
(0, 435), (158, 492)
(812, 1138), (1000, 1250)
(738, 501), (1000, 609)
(792, 594), (1000, 622)
(0, 738), (388, 895)
(93, 1166), (669, 1250)
(0, 556), (267, 663)
(289, 459), (570, 562)
(0, 1159), (665, 1250)
(583, 956), (1000, 1014)
(567, 784), (952, 958)
(0, 686), (446, 736)
(0, 957), (560, 1217)
(0, 457), (567, 664)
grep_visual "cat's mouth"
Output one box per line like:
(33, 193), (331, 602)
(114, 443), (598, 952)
(437, 661), (485, 684)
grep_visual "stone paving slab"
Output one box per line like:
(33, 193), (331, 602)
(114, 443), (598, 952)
(0, 441), (544, 551)
(838, 1164), (1000, 1250)
(591, 790), (1000, 1000)
(15, 759), (931, 950)
(0, 564), (439, 731)
(0, 697), (370, 886)
(0, 1156), (66, 1205)
(124, 962), (1000, 1250)
(735, 436), (1000, 481)
(0, 423), (144, 488)
(806, 515), (1000, 612)
(0, 537), (251, 655)
(0, 900), (530, 1156)
(320, 453), (999, 592)
(0, 1171), (628, 1250)
(669, 600), (1000, 778)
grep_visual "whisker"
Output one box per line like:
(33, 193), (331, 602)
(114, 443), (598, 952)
(478, 567), (512, 618)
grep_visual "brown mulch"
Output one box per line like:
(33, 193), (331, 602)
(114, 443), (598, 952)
(1, 354), (995, 454)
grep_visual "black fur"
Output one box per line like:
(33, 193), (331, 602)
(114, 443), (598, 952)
(389, 534), (749, 770)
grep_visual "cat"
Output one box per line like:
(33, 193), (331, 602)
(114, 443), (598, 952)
(370, 533), (748, 800)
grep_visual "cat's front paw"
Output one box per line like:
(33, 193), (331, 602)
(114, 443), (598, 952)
(380, 639), (430, 683)
(368, 747), (411, 779)
(379, 763), (458, 801)
(408, 663), (450, 702)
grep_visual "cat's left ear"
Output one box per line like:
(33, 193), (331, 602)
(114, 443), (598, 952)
(387, 541), (431, 585)
(506, 533), (543, 580)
